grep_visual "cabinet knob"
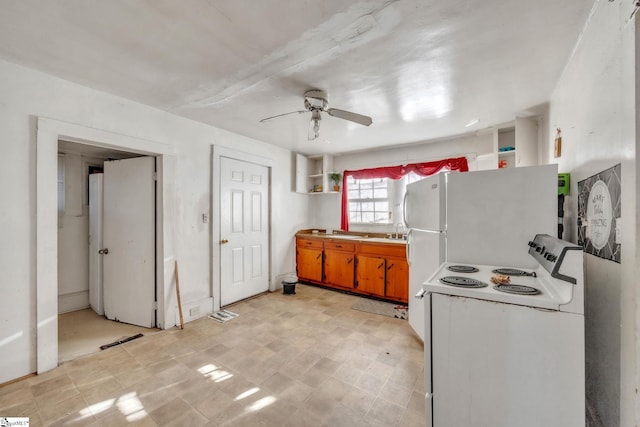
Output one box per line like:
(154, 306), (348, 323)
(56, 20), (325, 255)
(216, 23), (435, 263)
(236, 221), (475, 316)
(221, 239), (229, 244)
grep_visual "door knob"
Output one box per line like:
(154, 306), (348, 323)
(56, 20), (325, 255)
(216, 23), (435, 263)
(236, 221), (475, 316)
(221, 239), (229, 244)
(98, 248), (109, 255)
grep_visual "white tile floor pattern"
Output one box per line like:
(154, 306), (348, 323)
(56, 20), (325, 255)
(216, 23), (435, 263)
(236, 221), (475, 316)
(59, 308), (160, 363)
(0, 284), (426, 426)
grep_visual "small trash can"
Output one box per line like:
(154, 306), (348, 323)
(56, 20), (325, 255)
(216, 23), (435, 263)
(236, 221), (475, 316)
(282, 275), (298, 295)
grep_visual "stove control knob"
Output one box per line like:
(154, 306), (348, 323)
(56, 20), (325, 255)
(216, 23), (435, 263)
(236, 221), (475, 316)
(545, 253), (557, 262)
(528, 241), (536, 247)
(536, 245), (545, 253)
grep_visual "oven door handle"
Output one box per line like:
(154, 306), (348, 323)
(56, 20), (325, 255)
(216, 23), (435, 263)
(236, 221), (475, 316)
(415, 288), (426, 299)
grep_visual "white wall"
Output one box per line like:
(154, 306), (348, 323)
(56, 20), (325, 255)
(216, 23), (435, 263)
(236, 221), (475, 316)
(0, 58), (309, 384)
(58, 153), (92, 314)
(546, 1), (636, 425)
(310, 131), (494, 232)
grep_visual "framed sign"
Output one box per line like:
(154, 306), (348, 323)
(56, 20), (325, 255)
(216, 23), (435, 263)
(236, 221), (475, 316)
(577, 164), (621, 262)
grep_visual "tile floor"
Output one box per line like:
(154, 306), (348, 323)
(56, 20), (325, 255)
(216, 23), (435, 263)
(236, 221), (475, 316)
(0, 284), (425, 426)
(59, 308), (160, 363)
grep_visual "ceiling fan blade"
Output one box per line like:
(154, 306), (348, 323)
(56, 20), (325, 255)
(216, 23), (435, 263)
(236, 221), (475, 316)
(327, 108), (373, 126)
(260, 110), (308, 123)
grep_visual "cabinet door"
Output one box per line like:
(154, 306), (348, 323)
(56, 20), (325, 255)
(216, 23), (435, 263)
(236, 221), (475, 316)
(324, 250), (355, 288)
(355, 255), (385, 297)
(297, 247), (323, 282)
(385, 257), (409, 302)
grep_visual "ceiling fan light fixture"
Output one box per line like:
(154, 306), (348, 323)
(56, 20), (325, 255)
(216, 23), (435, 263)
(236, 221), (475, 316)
(309, 110), (321, 140)
(262, 88), (372, 142)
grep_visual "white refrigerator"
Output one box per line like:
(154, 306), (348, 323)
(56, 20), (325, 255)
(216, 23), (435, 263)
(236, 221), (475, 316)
(404, 164), (558, 340)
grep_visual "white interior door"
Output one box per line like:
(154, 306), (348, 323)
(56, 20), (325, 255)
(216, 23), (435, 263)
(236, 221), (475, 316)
(220, 157), (269, 306)
(103, 156), (156, 327)
(88, 173), (104, 315)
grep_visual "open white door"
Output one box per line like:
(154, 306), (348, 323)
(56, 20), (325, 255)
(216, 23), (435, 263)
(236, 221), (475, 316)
(220, 157), (269, 306)
(102, 157), (156, 327)
(88, 173), (104, 315)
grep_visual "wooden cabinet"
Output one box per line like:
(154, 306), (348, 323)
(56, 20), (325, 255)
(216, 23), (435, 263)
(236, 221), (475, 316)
(323, 241), (355, 288)
(384, 257), (409, 301)
(357, 243), (409, 303)
(355, 254), (385, 295)
(295, 235), (408, 303)
(296, 237), (323, 283)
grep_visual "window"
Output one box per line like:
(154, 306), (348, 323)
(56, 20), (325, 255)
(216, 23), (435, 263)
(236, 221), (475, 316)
(406, 171), (424, 185)
(340, 156), (470, 231)
(347, 176), (391, 224)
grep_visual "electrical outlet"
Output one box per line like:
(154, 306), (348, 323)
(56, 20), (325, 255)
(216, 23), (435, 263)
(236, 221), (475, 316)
(189, 306), (200, 317)
(202, 213), (208, 224)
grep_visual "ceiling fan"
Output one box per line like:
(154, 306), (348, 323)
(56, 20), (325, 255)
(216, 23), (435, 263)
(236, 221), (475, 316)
(260, 89), (373, 141)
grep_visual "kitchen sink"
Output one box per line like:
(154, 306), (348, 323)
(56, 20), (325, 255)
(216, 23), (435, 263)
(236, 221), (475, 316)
(325, 234), (361, 240)
(363, 237), (406, 244)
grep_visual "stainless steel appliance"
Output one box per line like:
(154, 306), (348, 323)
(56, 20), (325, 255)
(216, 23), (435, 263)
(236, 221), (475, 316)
(404, 164), (558, 340)
(423, 234), (585, 427)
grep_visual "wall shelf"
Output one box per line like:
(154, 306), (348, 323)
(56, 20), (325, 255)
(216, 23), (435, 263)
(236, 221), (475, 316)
(295, 153), (340, 194)
(492, 117), (538, 169)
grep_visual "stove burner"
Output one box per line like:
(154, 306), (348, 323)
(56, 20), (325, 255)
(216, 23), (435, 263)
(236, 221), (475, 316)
(440, 276), (488, 288)
(447, 265), (479, 273)
(492, 268), (537, 277)
(493, 284), (542, 295)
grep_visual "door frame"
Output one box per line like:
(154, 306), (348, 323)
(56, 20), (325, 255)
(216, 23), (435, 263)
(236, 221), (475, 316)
(36, 117), (175, 374)
(211, 145), (273, 312)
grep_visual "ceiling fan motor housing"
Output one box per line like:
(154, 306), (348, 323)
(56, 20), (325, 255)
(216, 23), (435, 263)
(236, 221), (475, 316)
(304, 89), (328, 111)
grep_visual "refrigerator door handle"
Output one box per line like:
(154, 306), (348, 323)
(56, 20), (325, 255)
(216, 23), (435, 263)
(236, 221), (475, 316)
(402, 191), (410, 228)
(425, 392), (433, 427)
(406, 229), (412, 266)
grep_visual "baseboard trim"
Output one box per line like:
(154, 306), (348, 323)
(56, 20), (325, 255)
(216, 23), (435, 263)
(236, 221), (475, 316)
(58, 290), (89, 314)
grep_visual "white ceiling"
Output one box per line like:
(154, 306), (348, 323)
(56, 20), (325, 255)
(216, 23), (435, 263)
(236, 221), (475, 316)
(0, 0), (593, 155)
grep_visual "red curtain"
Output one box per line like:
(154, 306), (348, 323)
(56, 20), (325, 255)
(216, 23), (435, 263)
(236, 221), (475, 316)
(340, 156), (469, 231)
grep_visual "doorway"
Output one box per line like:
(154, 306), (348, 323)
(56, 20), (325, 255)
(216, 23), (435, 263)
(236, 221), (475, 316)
(219, 156), (269, 305)
(36, 117), (174, 374)
(211, 146), (273, 313)
(57, 141), (157, 361)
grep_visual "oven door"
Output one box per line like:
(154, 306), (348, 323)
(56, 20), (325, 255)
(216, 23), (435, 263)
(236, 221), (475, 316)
(430, 293), (584, 427)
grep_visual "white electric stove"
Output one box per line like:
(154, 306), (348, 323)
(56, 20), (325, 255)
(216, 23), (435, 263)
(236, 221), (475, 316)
(423, 234), (585, 427)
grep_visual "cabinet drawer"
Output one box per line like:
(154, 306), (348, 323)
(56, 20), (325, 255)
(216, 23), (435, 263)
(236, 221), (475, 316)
(324, 241), (355, 252)
(297, 237), (323, 249)
(358, 243), (406, 258)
